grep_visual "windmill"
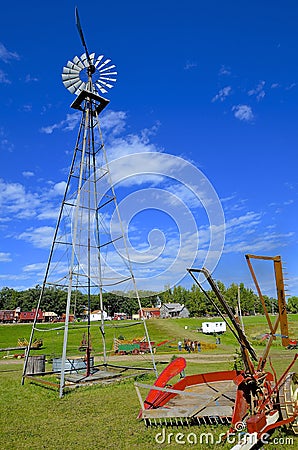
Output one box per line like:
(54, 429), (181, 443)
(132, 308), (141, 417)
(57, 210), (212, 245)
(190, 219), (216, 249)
(22, 8), (157, 397)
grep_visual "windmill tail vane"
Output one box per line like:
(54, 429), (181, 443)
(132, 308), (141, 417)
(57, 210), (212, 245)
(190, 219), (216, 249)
(75, 7), (90, 63)
(62, 7), (117, 96)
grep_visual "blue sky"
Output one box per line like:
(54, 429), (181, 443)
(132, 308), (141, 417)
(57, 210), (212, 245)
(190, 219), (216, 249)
(0, 1), (297, 298)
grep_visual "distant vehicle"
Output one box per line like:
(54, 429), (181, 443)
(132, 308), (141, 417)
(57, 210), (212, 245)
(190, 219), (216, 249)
(113, 312), (128, 320)
(201, 321), (226, 334)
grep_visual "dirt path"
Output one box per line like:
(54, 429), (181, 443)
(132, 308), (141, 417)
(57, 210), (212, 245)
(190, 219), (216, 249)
(0, 352), (234, 366)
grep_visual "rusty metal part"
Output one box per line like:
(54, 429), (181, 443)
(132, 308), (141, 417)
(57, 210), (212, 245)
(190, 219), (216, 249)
(245, 254), (289, 349)
(187, 267), (257, 369)
(279, 371), (298, 434)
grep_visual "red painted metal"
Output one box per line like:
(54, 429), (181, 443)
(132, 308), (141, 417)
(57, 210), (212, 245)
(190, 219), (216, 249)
(140, 365), (238, 418)
(230, 389), (248, 429)
(142, 357), (186, 410)
(247, 413), (266, 433)
(19, 309), (43, 322)
(259, 415), (297, 436)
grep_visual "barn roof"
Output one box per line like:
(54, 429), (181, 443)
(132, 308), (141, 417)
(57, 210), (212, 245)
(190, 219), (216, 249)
(162, 303), (185, 312)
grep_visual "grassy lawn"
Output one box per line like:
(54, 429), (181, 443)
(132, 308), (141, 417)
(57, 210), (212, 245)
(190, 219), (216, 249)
(2, 314), (298, 359)
(0, 316), (298, 449)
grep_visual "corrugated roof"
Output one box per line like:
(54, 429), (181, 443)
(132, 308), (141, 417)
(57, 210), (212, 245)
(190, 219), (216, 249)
(162, 303), (183, 311)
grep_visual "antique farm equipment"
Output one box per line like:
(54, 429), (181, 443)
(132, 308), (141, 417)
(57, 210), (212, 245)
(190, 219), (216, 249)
(136, 256), (298, 449)
(113, 337), (155, 355)
(18, 338), (43, 349)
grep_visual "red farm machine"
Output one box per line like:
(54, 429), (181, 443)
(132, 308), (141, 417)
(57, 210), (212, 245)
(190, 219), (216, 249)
(114, 338), (155, 355)
(135, 255), (298, 449)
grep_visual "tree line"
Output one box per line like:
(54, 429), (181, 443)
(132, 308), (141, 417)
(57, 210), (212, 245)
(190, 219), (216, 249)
(0, 283), (297, 317)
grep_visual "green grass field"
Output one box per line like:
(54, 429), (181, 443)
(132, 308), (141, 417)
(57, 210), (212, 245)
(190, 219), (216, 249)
(0, 316), (298, 449)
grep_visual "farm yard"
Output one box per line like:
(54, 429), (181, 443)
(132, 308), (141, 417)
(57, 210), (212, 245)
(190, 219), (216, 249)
(1, 2), (298, 449)
(1, 316), (298, 449)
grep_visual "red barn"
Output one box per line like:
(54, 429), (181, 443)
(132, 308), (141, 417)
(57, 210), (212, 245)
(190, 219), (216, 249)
(139, 308), (160, 319)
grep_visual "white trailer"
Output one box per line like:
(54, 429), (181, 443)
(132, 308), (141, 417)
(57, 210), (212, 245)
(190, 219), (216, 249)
(201, 321), (226, 334)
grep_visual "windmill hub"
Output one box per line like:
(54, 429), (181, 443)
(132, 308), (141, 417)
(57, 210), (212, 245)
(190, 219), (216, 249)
(88, 64), (96, 76)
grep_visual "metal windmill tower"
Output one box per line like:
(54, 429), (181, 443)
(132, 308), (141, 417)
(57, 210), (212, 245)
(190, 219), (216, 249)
(22, 8), (157, 397)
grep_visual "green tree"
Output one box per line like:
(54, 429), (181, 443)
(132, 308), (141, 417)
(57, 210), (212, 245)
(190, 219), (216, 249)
(0, 287), (20, 309)
(185, 284), (207, 316)
(159, 285), (173, 303)
(287, 296), (298, 314)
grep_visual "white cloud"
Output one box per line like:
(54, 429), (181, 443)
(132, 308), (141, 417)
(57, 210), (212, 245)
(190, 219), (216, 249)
(214, 210), (295, 255)
(0, 137), (14, 152)
(184, 61), (198, 70)
(0, 252), (12, 262)
(106, 130), (162, 164)
(225, 211), (262, 233)
(0, 179), (67, 224)
(17, 226), (55, 249)
(212, 86), (232, 102)
(49, 181), (67, 196)
(22, 262), (47, 273)
(25, 74), (38, 83)
(286, 83), (296, 90)
(21, 104), (32, 112)
(224, 231), (294, 254)
(0, 273), (29, 281)
(100, 110), (127, 135)
(232, 104), (254, 122)
(248, 81), (265, 101)
(22, 171), (35, 178)
(0, 179), (40, 219)
(37, 207), (59, 220)
(271, 83), (280, 89)
(0, 69), (10, 84)
(219, 65), (231, 76)
(40, 112), (81, 134)
(0, 42), (20, 62)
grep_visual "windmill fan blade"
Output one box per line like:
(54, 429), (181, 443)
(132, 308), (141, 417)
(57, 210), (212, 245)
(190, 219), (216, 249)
(100, 76), (117, 82)
(71, 79), (85, 92)
(98, 59), (111, 70)
(74, 81), (86, 95)
(63, 82), (77, 94)
(80, 53), (89, 68)
(62, 67), (80, 76)
(65, 61), (81, 72)
(63, 78), (80, 89)
(73, 56), (85, 69)
(100, 64), (116, 73)
(97, 80), (114, 89)
(66, 61), (82, 72)
(95, 83), (108, 94)
(89, 53), (95, 64)
(94, 55), (104, 67)
(100, 71), (117, 76)
(95, 75), (115, 85)
(62, 73), (80, 82)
